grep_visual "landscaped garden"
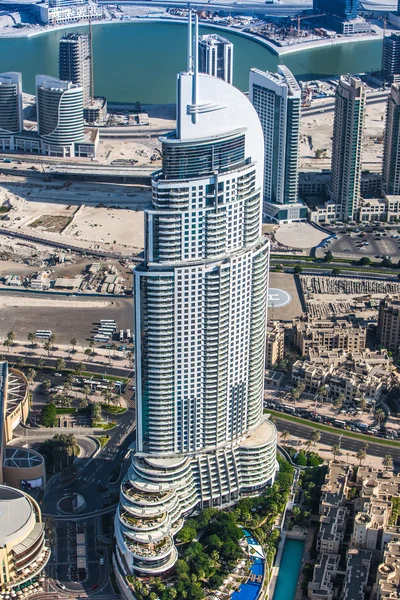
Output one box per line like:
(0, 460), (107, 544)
(127, 456), (294, 600)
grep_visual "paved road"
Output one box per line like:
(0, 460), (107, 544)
(275, 416), (400, 470)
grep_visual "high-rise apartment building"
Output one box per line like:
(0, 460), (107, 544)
(36, 75), (84, 157)
(249, 65), (307, 223)
(378, 295), (400, 353)
(382, 33), (400, 83)
(59, 33), (91, 107)
(198, 34), (233, 84)
(329, 75), (366, 221)
(0, 72), (23, 134)
(383, 83), (400, 195)
(114, 14), (277, 579)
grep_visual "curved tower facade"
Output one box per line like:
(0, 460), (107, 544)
(0, 72), (23, 134)
(115, 17), (277, 579)
(36, 75), (84, 157)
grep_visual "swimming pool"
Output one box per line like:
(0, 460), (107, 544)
(272, 539), (304, 600)
(230, 530), (265, 600)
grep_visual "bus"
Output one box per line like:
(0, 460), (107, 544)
(36, 330), (52, 339)
(126, 329), (131, 341)
(333, 419), (346, 429)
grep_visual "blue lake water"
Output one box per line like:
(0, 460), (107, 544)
(0, 22), (384, 103)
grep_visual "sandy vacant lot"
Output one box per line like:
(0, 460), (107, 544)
(0, 184), (147, 253)
(64, 205), (144, 250)
(300, 97), (386, 171)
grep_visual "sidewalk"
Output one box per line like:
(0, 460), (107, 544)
(3, 339), (133, 371)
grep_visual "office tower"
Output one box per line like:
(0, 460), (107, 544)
(383, 84), (400, 195)
(114, 13), (277, 578)
(329, 75), (366, 221)
(0, 72), (23, 134)
(36, 75), (84, 157)
(59, 33), (91, 107)
(382, 33), (400, 83)
(313, 0), (358, 20)
(378, 295), (400, 353)
(249, 65), (307, 223)
(198, 33), (233, 84)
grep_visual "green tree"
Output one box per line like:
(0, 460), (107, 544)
(332, 267), (341, 275)
(43, 340), (52, 357)
(311, 430), (321, 447)
(332, 443), (340, 461)
(27, 332), (36, 349)
(41, 403), (57, 427)
(381, 257), (392, 268)
(84, 348), (92, 360)
(383, 454), (393, 471)
(281, 429), (290, 444)
(42, 379), (51, 394)
(177, 523), (197, 543)
(37, 358), (45, 371)
(356, 448), (367, 466)
(56, 358), (66, 372)
(358, 256), (371, 266)
(324, 250), (334, 262)
(293, 265), (303, 274)
(70, 337), (77, 353)
(375, 408), (385, 427)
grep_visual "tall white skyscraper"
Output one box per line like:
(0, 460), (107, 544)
(59, 33), (91, 107)
(198, 33), (233, 84)
(114, 14), (277, 579)
(329, 74), (366, 221)
(249, 66), (307, 223)
(383, 83), (400, 195)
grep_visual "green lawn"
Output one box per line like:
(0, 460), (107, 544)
(267, 409), (400, 448)
(101, 404), (127, 414)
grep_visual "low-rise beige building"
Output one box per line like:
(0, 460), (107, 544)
(373, 538), (400, 599)
(266, 321), (285, 369)
(293, 317), (366, 355)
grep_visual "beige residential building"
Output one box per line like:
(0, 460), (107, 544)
(308, 553), (340, 600)
(342, 549), (372, 600)
(373, 538), (400, 599)
(378, 295), (400, 354)
(265, 322), (285, 368)
(293, 318), (366, 356)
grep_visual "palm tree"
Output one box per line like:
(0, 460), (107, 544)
(84, 348), (92, 361)
(102, 387), (112, 406)
(357, 394), (367, 412)
(281, 430), (290, 445)
(332, 444), (340, 461)
(333, 394), (345, 410)
(37, 357), (45, 371)
(356, 448), (367, 466)
(74, 362), (83, 375)
(82, 384), (91, 402)
(42, 379), (51, 394)
(17, 357), (25, 369)
(56, 358), (66, 372)
(44, 340), (52, 357)
(382, 454), (393, 471)
(374, 408), (385, 428)
(7, 331), (16, 346)
(3, 339), (11, 353)
(27, 368), (36, 390)
(305, 439), (313, 453)
(70, 337), (77, 354)
(311, 430), (321, 448)
(49, 333), (56, 346)
(27, 332), (36, 349)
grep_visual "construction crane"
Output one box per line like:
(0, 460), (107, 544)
(291, 13), (326, 34)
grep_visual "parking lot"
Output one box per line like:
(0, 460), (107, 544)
(317, 230), (400, 261)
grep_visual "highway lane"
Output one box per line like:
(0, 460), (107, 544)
(274, 416), (400, 469)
